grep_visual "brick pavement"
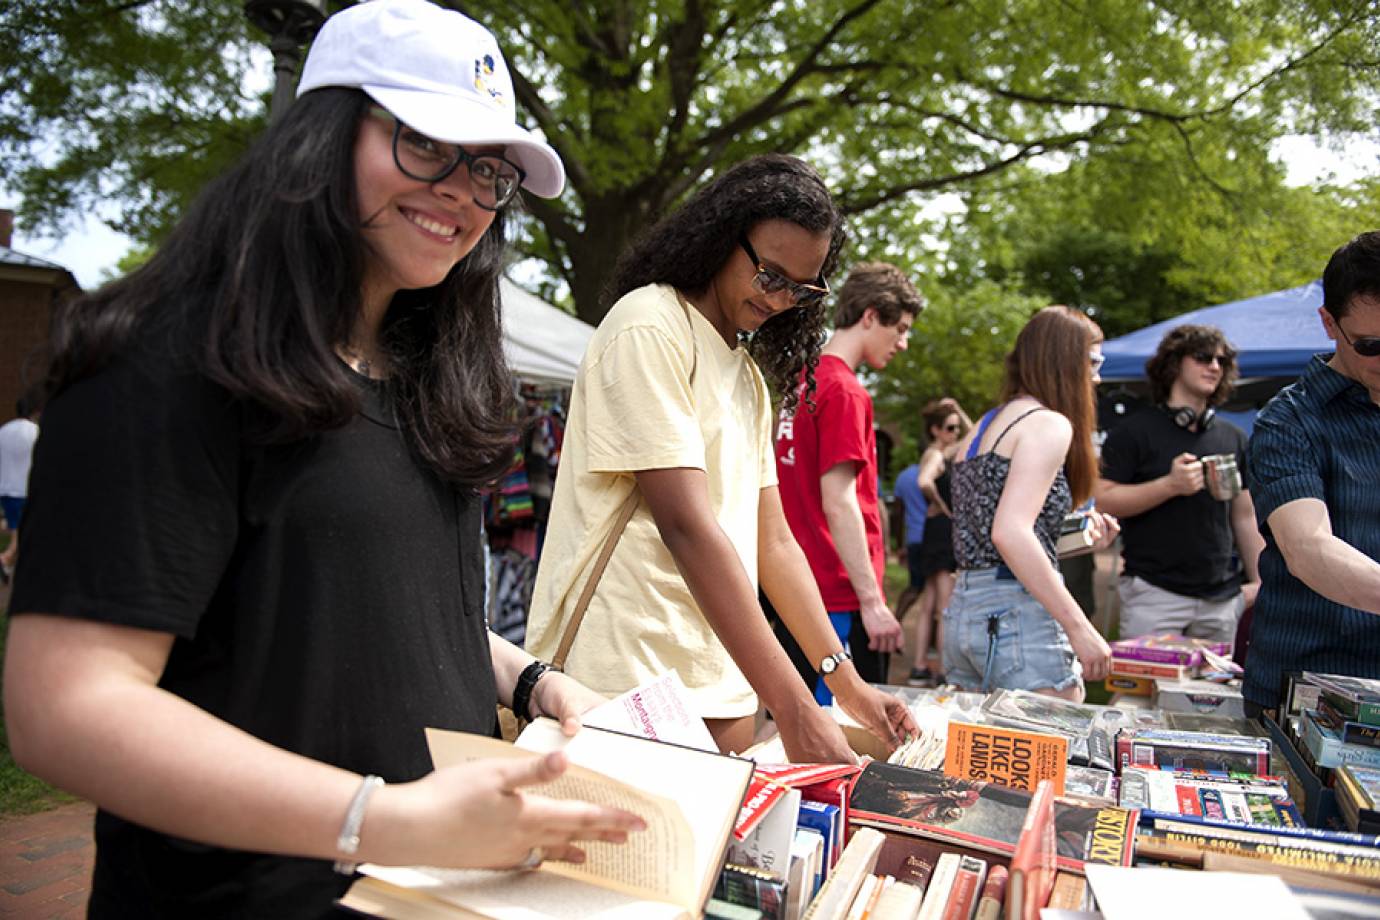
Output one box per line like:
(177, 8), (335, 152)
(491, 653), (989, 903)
(0, 802), (94, 918)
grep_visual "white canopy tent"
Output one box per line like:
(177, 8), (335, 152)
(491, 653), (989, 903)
(499, 278), (595, 386)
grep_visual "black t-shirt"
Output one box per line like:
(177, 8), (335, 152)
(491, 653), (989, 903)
(1099, 405), (1248, 600)
(11, 325), (498, 918)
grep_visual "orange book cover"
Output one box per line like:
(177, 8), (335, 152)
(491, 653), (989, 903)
(1006, 780), (1057, 920)
(944, 720), (1067, 796)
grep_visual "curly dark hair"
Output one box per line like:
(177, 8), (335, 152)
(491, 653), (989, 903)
(1144, 324), (1239, 408)
(1323, 231), (1380, 320)
(606, 154), (846, 413)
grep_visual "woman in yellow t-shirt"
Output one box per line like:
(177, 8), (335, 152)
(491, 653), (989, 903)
(528, 155), (917, 762)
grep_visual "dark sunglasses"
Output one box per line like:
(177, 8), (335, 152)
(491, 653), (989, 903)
(1336, 322), (1380, 358)
(942, 423), (961, 432)
(1188, 351), (1231, 367)
(369, 108), (524, 211)
(739, 237), (830, 309)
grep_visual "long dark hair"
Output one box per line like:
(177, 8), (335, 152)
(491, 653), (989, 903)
(43, 88), (518, 489)
(607, 154), (846, 413)
(999, 306), (1102, 504)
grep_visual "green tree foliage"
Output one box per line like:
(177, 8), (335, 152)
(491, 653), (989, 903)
(0, 2), (269, 242)
(3, 1), (1378, 324)
(871, 279), (1043, 466)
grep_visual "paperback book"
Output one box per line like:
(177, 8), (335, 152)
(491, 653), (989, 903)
(1118, 767), (1302, 828)
(1114, 727), (1271, 775)
(1304, 672), (1380, 726)
(340, 720), (754, 920)
(943, 719), (1068, 795)
(1109, 634), (1231, 668)
(1006, 780), (1056, 920)
(1134, 822), (1380, 883)
(978, 689), (1099, 739)
(847, 762), (1137, 874)
(1300, 710), (1380, 770)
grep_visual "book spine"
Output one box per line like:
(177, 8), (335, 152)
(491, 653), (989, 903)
(972, 865), (1007, 920)
(938, 864), (980, 920)
(1342, 722), (1380, 749)
(1110, 658), (1187, 679)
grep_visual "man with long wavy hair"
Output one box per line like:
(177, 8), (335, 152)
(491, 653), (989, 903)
(1097, 324), (1264, 642)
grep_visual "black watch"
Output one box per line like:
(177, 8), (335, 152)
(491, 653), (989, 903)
(819, 649), (852, 676)
(512, 661), (552, 722)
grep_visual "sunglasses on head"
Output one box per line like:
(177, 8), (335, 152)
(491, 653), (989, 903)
(1188, 351), (1231, 367)
(1336, 322), (1380, 358)
(739, 236), (830, 309)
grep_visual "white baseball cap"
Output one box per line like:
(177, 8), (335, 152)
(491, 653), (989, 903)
(297, 0), (565, 199)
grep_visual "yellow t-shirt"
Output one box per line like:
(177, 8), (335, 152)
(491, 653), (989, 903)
(525, 284), (777, 718)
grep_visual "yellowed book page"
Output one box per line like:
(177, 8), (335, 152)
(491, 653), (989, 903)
(513, 718), (753, 908)
(359, 866), (687, 920)
(424, 728), (693, 906)
(869, 880), (924, 920)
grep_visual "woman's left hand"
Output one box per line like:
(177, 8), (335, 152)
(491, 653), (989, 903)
(530, 671), (609, 737)
(834, 682), (920, 752)
(1087, 510), (1120, 552)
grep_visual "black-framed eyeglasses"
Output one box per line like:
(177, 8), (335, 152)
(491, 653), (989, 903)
(370, 108), (524, 211)
(1336, 321), (1380, 358)
(1188, 351), (1231, 367)
(738, 236), (830, 309)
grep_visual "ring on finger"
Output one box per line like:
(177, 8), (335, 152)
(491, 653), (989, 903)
(518, 846), (544, 871)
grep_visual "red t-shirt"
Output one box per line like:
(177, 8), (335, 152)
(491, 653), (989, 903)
(774, 355), (884, 610)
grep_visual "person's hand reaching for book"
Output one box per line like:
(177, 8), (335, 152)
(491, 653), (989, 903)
(1069, 623), (1113, 682)
(834, 682), (919, 753)
(530, 670), (609, 737)
(362, 751), (647, 870)
(777, 695), (859, 765)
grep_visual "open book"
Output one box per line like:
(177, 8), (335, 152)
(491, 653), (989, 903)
(339, 719), (754, 919)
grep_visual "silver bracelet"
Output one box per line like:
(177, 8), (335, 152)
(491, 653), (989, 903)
(333, 774), (384, 874)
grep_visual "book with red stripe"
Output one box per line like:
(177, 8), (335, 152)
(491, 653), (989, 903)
(1006, 780), (1056, 920)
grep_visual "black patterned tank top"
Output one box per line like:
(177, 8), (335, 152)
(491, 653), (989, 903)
(951, 406), (1072, 570)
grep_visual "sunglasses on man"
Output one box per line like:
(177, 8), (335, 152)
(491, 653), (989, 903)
(739, 237), (830, 309)
(1336, 321), (1380, 358)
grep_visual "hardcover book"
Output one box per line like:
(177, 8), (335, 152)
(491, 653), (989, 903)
(871, 828), (1011, 893)
(340, 720), (754, 920)
(1109, 634), (1231, 668)
(800, 828), (885, 920)
(715, 864), (787, 920)
(1006, 780), (1056, 920)
(940, 855), (987, 920)
(846, 762), (1137, 875)
(1303, 672), (1380, 726)
(943, 720), (1068, 795)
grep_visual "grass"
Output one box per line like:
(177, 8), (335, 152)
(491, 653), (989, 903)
(0, 535), (78, 816)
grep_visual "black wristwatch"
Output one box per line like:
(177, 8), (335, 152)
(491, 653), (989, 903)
(819, 649), (852, 677)
(512, 661), (552, 722)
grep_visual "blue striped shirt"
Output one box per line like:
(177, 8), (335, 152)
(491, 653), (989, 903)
(1244, 354), (1380, 707)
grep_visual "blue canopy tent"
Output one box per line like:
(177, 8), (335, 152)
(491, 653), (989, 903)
(1101, 280), (1331, 381)
(1098, 281), (1333, 434)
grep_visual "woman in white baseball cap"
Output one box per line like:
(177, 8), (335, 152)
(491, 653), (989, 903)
(4, 1), (641, 916)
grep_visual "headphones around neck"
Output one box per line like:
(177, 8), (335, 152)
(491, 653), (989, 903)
(1163, 403), (1216, 431)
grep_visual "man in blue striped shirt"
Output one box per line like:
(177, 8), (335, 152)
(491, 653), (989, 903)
(1244, 231), (1380, 716)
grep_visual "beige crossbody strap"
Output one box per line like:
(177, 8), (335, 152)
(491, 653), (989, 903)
(550, 292), (699, 672)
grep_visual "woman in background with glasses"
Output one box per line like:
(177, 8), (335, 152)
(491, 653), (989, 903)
(2, 3), (645, 915)
(942, 306), (1120, 701)
(906, 397), (971, 687)
(527, 154), (916, 763)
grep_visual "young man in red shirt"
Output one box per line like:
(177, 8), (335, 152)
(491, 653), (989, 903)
(775, 262), (923, 701)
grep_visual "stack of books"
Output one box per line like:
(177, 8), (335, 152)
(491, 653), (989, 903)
(1106, 634), (1233, 697)
(1336, 765), (1380, 836)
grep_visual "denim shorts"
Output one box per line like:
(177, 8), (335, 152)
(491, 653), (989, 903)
(942, 566), (1082, 693)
